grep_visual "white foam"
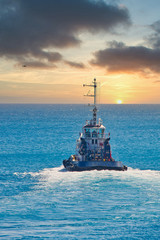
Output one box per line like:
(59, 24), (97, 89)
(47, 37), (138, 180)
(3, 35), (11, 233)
(14, 166), (160, 188)
(126, 167), (160, 180)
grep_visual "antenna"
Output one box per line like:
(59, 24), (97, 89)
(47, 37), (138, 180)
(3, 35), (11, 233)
(83, 78), (97, 125)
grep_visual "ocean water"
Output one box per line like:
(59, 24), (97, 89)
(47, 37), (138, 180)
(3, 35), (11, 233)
(0, 104), (159, 239)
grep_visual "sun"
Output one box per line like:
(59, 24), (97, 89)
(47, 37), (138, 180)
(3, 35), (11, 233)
(117, 99), (123, 104)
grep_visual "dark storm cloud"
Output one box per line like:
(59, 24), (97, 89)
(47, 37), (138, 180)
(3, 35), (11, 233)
(0, 0), (130, 67)
(90, 41), (160, 73)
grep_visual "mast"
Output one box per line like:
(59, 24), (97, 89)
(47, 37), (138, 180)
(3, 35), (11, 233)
(83, 78), (97, 125)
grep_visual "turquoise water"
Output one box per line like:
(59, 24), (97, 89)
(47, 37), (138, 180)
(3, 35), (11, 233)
(0, 104), (160, 239)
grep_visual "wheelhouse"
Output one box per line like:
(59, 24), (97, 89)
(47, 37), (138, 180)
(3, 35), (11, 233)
(83, 125), (105, 139)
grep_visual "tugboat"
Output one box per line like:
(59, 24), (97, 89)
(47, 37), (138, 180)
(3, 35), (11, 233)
(63, 78), (127, 171)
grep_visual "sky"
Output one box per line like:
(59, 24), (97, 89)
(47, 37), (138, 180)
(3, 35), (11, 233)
(0, 0), (160, 104)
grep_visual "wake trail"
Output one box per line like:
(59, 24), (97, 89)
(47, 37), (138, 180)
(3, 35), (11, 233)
(14, 166), (160, 185)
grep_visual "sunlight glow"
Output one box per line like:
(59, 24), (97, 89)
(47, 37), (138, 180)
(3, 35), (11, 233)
(117, 99), (123, 104)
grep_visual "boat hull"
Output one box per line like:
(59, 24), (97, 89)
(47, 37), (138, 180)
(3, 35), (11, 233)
(63, 159), (127, 171)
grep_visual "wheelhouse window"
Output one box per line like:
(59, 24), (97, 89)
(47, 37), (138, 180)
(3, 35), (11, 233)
(84, 128), (91, 137)
(92, 130), (98, 138)
(98, 128), (105, 138)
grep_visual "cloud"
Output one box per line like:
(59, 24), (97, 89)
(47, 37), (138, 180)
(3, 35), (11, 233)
(0, 0), (130, 66)
(90, 41), (160, 73)
(18, 61), (56, 69)
(14, 51), (63, 69)
(148, 20), (160, 48)
(65, 60), (86, 69)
